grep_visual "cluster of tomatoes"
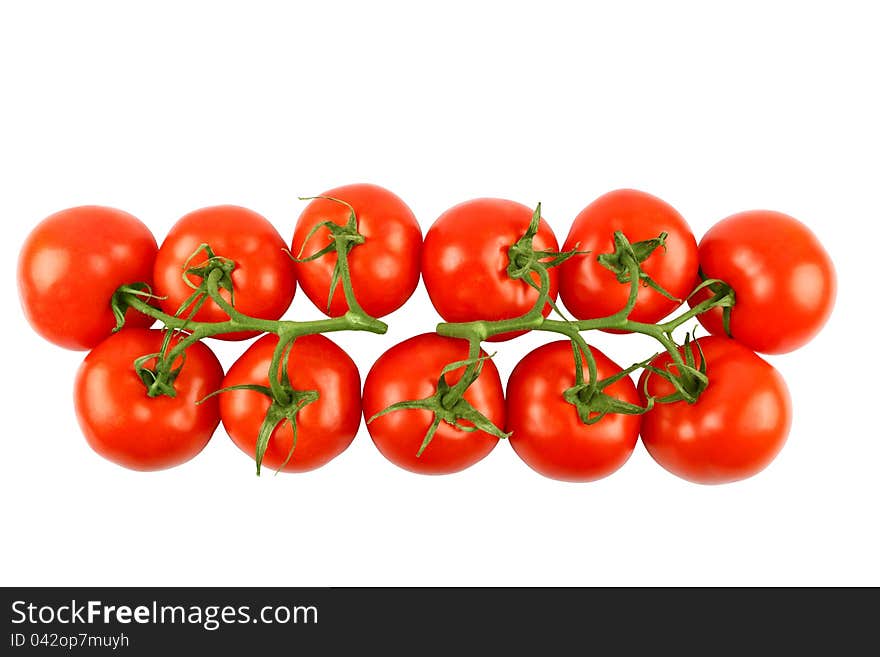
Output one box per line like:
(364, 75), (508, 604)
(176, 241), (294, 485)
(17, 184), (835, 484)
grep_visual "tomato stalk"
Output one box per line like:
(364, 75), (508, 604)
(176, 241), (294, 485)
(111, 209), (387, 472)
(119, 268), (387, 390)
(403, 207), (580, 443)
(367, 348), (510, 457)
(439, 338), (483, 408)
(438, 232), (733, 366)
(430, 227), (738, 442)
(290, 195), (371, 317)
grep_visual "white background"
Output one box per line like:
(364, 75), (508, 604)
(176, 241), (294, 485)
(1, 1), (877, 586)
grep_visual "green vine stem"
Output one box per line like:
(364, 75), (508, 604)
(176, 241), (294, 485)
(113, 199), (735, 467)
(120, 272), (386, 396)
(109, 201), (390, 474)
(430, 227), (736, 428)
(113, 205), (388, 401)
(440, 337), (482, 408)
(437, 231), (734, 370)
(362, 213), (736, 459)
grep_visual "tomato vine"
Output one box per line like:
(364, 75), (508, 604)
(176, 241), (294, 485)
(114, 200), (735, 469)
(19, 191), (833, 481)
(111, 199), (387, 472)
(384, 204), (736, 451)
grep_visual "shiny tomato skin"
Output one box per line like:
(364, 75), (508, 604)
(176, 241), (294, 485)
(362, 333), (505, 475)
(220, 334), (361, 473)
(421, 198), (560, 341)
(74, 329), (224, 471)
(18, 206), (157, 350)
(691, 210), (836, 354)
(154, 205), (296, 340)
(507, 341), (641, 482)
(638, 336), (791, 485)
(422, 198), (559, 341)
(292, 183), (421, 318)
(559, 189), (698, 327)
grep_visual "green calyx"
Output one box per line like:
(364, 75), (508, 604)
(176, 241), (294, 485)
(199, 338), (320, 475)
(255, 387), (320, 475)
(597, 230), (680, 302)
(506, 203), (584, 287)
(562, 383), (651, 424)
(290, 196), (367, 314)
(134, 348), (186, 399)
(561, 336), (653, 425)
(642, 333), (709, 405)
(178, 244), (237, 317)
(367, 351), (510, 458)
(204, 384), (319, 476)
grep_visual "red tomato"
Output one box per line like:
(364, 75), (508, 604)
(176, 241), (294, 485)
(422, 198), (561, 341)
(507, 341), (641, 482)
(638, 336), (791, 485)
(362, 333), (505, 474)
(292, 183), (421, 318)
(154, 205), (296, 340)
(422, 198), (559, 341)
(18, 206), (157, 350)
(220, 334), (361, 473)
(559, 189), (698, 326)
(690, 210), (836, 354)
(74, 329), (224, 471)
